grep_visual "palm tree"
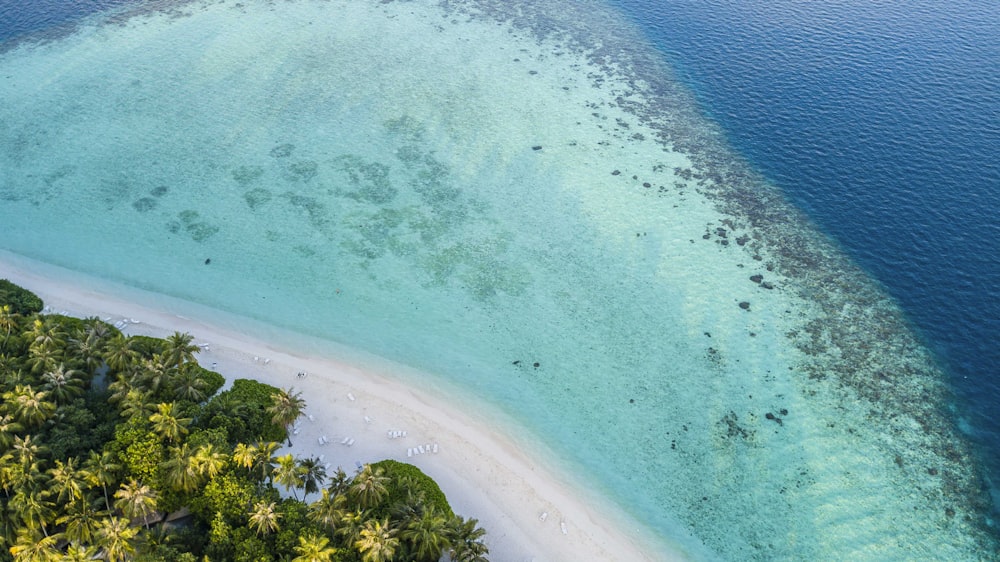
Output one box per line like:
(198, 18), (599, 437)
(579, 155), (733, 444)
(354, 518), (400, 562)
(9, 485), (56, 537)
(11, 433), (46, 471)
(298, 456), (327, 501)
(25, 345), (61, 376)
(231, 443), (254, 474)
(102, 334), (139, 374)
(250, 441), (280, 484)
(0, 451), (20, 499)
(25, 317), (66, 353)
(247, 500), (281, 536)
(69, 319), (108, 375)
(273, 453), (305, 500)
(327, 467), (350, 497)
(82, 316), (112, 341)
(107, 374), (135, 405)
(389, 475), (427, 521)
(118, 388), (156, 420)
(308, 488), (347, 532)
(171, 368), (207, 402)
(96, 516), (138, 562)
(401, 507), (452, 562)
(160, 443), (198, 493)
(161, 332), (200, 370)
(60, 544), (102, 562)
(350, 465), (389, 510)
(8, 526), (60, 562)
(0, 500), (16, 550)
(0, 412), (23, 448)
(148, 402), (191, 443)
(4, 384), (56, 427)
(46, 457), (88, 505)
(190, 443), (227, 481)
(447, 517), (489, 562)
(114, 479), (159, 529)
(57, 497), (107, 546)
(335, 509), (366, 545)
(267, 387), (306, 445)
(136, 354), (175, 395)
(292, 533), (338, 562)
(0, 304), (19, 349)
(40, 364), (85, 404)
(84, 450), (121, 511)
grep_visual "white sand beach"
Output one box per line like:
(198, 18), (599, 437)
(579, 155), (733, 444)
(1, 250), (687, 562)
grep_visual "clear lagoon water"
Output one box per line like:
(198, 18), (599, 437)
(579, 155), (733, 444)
(1, 0), (998, 559)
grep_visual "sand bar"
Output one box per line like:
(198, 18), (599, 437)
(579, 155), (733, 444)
(1, 249), (691, 561)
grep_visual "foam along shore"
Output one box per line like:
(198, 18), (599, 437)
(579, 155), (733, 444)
(1, 249), (689, 562)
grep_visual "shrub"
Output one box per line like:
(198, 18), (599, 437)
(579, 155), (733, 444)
(198, 379), (284, 444)
(371, 459), (454, 517)
(0, 279), (43, 314)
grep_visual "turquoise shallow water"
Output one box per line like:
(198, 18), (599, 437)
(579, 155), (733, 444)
(1, 0), (997, 559)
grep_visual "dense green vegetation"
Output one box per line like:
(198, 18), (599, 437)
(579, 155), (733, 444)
(0, 281), (489, 561)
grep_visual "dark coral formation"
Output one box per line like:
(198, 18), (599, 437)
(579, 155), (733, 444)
(433, 0), (998, 555)
(167, 209), (218, 242)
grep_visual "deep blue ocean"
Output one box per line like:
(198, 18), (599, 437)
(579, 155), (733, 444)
(3, 0), (998, 505)
(611, 0), (1000, 494)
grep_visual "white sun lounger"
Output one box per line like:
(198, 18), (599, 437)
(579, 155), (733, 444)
(539, 512), (548, 522)
(561, 521), (568, 535)
(418, 445), (425, 454)
(407, 448), (413, 457)
(432, 443), (439, 453)
(347, 392), (356, 401)
(341, 437), (351, 445)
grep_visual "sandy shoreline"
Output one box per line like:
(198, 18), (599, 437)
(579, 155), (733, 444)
(1, 250), (687, 562)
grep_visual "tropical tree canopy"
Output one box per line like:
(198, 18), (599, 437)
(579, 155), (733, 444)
(0, 281), (490, 560)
